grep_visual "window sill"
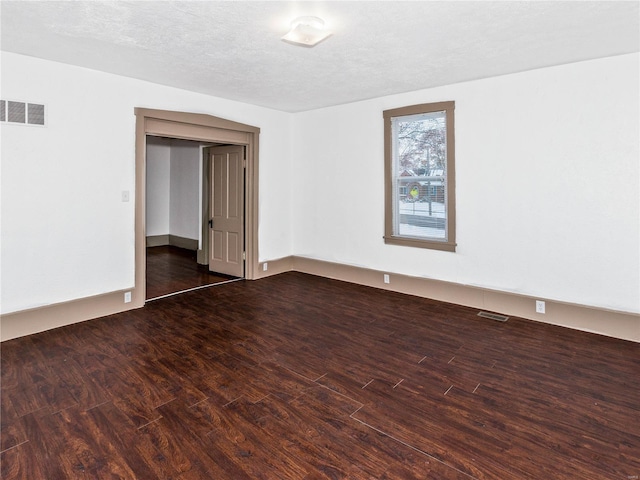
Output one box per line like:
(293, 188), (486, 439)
(384, 235), (457, 252)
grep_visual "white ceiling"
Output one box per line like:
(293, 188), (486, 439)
(2, 1), (638, 112)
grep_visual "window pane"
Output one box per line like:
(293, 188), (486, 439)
(392, 110), (447, 241)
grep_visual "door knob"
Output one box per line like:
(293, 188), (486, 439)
(208, 219), (214, 228)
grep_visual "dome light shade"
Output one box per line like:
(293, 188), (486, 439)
(282, 16), (333, 47)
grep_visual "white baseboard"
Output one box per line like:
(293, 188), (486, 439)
(254, 256), (294, 279)
(146, 235), (198, 250)
(288, 256), (640, 343)
(146, 234), (170, 247)
(1, 290), (143, 341)
(3, 255), (638, 343)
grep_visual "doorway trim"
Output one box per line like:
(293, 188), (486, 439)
(134, 108), (260, 307)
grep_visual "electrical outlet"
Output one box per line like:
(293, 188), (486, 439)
(535, 300), (545, 314)
(124, 291), (132, 303)
(383, 274), (390, 284)
(263, 262), (268, 271)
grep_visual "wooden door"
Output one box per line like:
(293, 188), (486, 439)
(209, 145), (244, 277)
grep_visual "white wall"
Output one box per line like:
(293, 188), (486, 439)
(292, 53), (640, 314)
(145, 138), (201, 242)
(145, 137), (171, 237)
(1, 52), (293, 314)
(169, 140), (200, 241)
(2, 51), (638, 320)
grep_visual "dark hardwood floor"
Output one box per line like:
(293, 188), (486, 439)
(1, 272), (639, 479)
(146, 245), (234, 300)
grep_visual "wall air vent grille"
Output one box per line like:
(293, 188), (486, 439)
(28, 103), (45, 125)
(477, 311), (509, 322)
(7, 101), (25, 123)
(1, 100), (46, 126)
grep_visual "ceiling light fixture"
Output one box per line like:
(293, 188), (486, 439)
(282, 16), (332, 47)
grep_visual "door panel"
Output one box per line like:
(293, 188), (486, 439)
(209, 145), (245, 277)
(212, 230), (224, 261)
(227, 232), (240, 263)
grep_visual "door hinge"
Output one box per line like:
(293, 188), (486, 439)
(242, 251), (246, 261)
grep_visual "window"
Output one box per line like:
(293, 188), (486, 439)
(384, 101), (456, 251)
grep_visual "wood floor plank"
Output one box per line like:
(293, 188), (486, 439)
(1, 441), (46, 480)
(5, 379), (76, 418)
(350, 380), (515, 479)
(1, 337), (58, 388)
(17, 409), (80, 479)
(146, 245), (232, 299)
(84, 401), (172, 479)
(138, 420), (200, 478)
(0, 388), (27, 452)
(154, 399), (255, 479)
(288, 387), (418, 476)
(2, 271), (638, 478)
(50, 357), (110, 411)
(51, 405), (141, 478)
(251, 395), (361, 479)
(197, 398), (312, 479)
(84, 353), (173, 427)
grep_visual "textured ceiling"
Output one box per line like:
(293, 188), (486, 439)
(2, 1), (638, 112)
